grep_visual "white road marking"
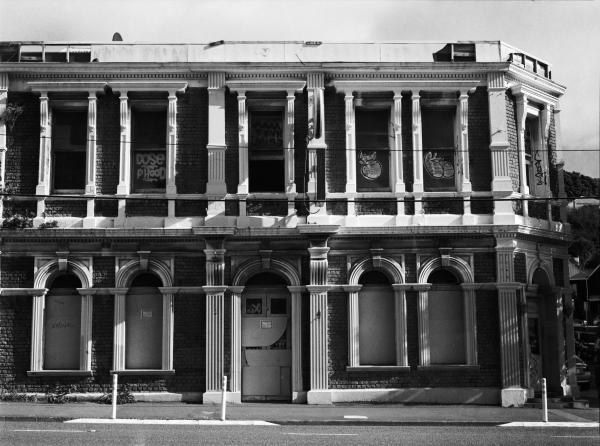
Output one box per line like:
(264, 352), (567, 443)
(65, 418), (278, 426)
(501, 421), (599, 428)
(552, 436), (600, 439)
(344, 415), (368, 419)
(14, 429), (90, 433)
(285, 433), (358, 436)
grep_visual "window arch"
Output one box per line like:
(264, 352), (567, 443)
(29, 258), (93, 375)
(113, 258), (175, 373)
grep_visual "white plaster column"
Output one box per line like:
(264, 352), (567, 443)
(30, 293), (47, 372)
(461, 283), (478, 365)
(116, 92), (130, 225)
(79, 293), (93, 371)
(562, 287), (578, 397)
(344, 285), (362, 367)
(112, 289), (128, 371)
(285, 91), (296, 194)
(84, 92), (97, 227)
(207, 72), (227, 216)
(495, 238), (526, 407)
(417, 284), (431, 366)
(0, 73), (8, 219)
(515, 92), (529, 198)
(166, 90), (178, 219)
(307, 242), (330, 404)
(540, 104), (552, 224)
(411, 92), (424, 216)
(518, 288), (531, 391)
(306, 72), (326, 209)
(288, 285), (305, 403)
(237, 92), (249, 196)
(343, 92), (356, 216)
(160, 290), (175, 370)
(457, 90), (473, 223)
(391, 92), (405, 216)
(392, 284), (409, 367)
(487, 72), (514, 222)
(229, 286), (243, 402)
(36, 92), (51, 218)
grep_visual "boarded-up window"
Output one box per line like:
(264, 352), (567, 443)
(355, 108), (390, 192)
(52, 109), (87, 192)
(428, 269), (465, 364)
(126, 274), (163, 369)
(132, 109), (167, 191)
(422, 109), (456, 191)
(249, 110), (284, 192)
(358, 271), (395, 365)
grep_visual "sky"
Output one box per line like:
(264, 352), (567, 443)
(1, 0), (599, 178)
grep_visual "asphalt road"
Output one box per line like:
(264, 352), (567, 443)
(1, 422), (599, 446)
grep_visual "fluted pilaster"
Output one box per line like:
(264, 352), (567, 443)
(391, 92), (405, 199)
(237, 92), (249, 194)
(229, 287), (243, 394)
(116, 92), (130, 195)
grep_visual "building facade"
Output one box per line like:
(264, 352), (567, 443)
(0, 40), (577, 406)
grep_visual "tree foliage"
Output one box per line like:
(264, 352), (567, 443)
(568, 205), (600, 268)
(563, 170), (600, 198)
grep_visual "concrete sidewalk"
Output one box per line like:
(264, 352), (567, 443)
(1, 401), (599, 426)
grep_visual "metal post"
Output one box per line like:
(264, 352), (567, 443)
(220, 375), (227, 421)
(541, 377), (548, 422)
(111, 373), (118, 420)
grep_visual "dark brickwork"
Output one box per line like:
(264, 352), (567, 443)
(328, 256), (347, 285)
(225, 91), (239, 194)
(175, 200), (207, 217)
(528, 200), (547, 219)
(402, 93), (414, 192)
(505, 92), (521, 192)
(96, 91), (120, 195)
(0, 257), (34, 287)
(44, 200), (87, 218)
(471, 198), (494, 214)
(126, 199), (168, 216)
(356, 199), (396, 215)
(423, 198), (463, 214)
(173, 293), (205, 392)
(246, 200), (287, 216)
(547, 108), (559, 197)
(469, 87), (492, 191)
(176, 88), (207, 194)
(93, 257), (115, 287)
(514, 252), (527, 283)
(404, 253), (417, 283)
(0, 297), (32, 391)
(324, 88), (346, 193)
(175, 257), (205, 287)
(294, 91), (308, 194)
(95, 199), (118, 217)
(553, 257), (565, 287)
(5, 92), (39, 195)
(2, 200), (36, 220)
(474, 252), (496, 282)
(326, 199), (347, 215)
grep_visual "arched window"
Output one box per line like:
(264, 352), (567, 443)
(125, 273), (163, 369)
(428, 268), (465, 364)
(358, 271), (395, 365)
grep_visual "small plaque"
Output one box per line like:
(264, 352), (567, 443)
(141, 310), (153, 318)
(260, 320), (272, 329)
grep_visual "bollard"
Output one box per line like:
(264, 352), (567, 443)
(541, 377), (548, 422)
(220, 375), (227, 421)
(112, 373), (118, 420)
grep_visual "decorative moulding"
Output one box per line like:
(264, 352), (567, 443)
(28, 81), (106, 92)
(227, 79), (306, 93)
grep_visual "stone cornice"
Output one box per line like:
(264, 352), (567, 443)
(332, 78), (483, 94)
(109, 80), (188, 93)
(506, 65), (565, 101)
(227, 79), (306, 93)
(28, 81), (107, 93)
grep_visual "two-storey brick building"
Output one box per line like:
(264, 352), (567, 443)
(0, 40), (577, 406)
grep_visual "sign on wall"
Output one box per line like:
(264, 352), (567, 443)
(133, 151), (166, 190)
(357, 150), (389, 191)
(423, 150), (455, 191)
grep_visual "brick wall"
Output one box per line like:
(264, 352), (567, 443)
(474, 252), (496, 282)
(469, 87), (492, 191)
(93, 257), (115, 287)
(225, 91), (239, 194)
(553, 257), (565, 287)
(176, 88), (207, 194)
(294, 91), (308, 194)
(126, 199), (168, 216)
(0, 257), (34, 287)
(422, 198), (463, 214)
(402, 93), (414, 192)
(328, 256), (347, 285)
(5, 92), (39, 195)
(44, 199), (87, 218)
(96, 91), (120, 195)
(514, 252), (527, 283)
(505, 92), (521, 192)
(324, 88), (346, 193)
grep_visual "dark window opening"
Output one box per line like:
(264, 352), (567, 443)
(433, 43), (476, 62)
(422, 108), (456, 192)
(50, 274), (82, 289)
(270, 297), (287, 315)
(356, 108), (390, 192)
(132, 108), (167, 192)
(359, 270), (390, 285)
(429, 268), (460, 284)
(52, 109), (87, 191)
(249, 110), (284, 192)
(131, 273), (163, 288)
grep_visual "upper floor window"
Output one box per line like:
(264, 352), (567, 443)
(355, 108), (391, 192)
(524, 114), (547, 195)
(52, 108), (87, 193)
(249, 109), (284, 192)
(422, 107), (456, 192)
(131, 103), (167, 192)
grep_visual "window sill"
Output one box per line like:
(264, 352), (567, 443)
(417, 365), (480, 372)
(111, 369), (175, 376)
(27, 370), (93, 377)
(346, 366), (411, 372)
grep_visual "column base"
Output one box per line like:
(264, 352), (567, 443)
(501, 387), (527, 407)
(307, 389), (332, 405)
(292, 391), (308, 404)
(202, 391), (241, 405)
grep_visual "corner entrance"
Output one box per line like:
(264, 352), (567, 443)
(241, 273), (291, 401)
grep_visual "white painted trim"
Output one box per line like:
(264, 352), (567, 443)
(307, 388), (501, 405)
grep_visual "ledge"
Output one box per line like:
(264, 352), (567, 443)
(111, 369), (175, 376)
(27, 370), (93, 377)
(346, 366), (411, 372)
(417, 365), (480, 372)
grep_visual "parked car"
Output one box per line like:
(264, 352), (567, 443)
(575, 355), (592, 390)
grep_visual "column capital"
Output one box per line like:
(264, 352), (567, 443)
(109, 287), (129, 296)
(287, 285), (305, 294)
(308, 246), (330, 259)
(342, 285), (362, 293)
(208, 72), (226, 90)
(229, 286), (245, 294)
(306, 72), (324, 89)
(306, 285), (331, 294)
(203, 285), (228, 295)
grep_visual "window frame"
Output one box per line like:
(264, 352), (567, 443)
(355, 106), (392, 193)
(421, 104), (458, 193)
(248, 106), (286, 193)
(50, 103), (88, 194)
